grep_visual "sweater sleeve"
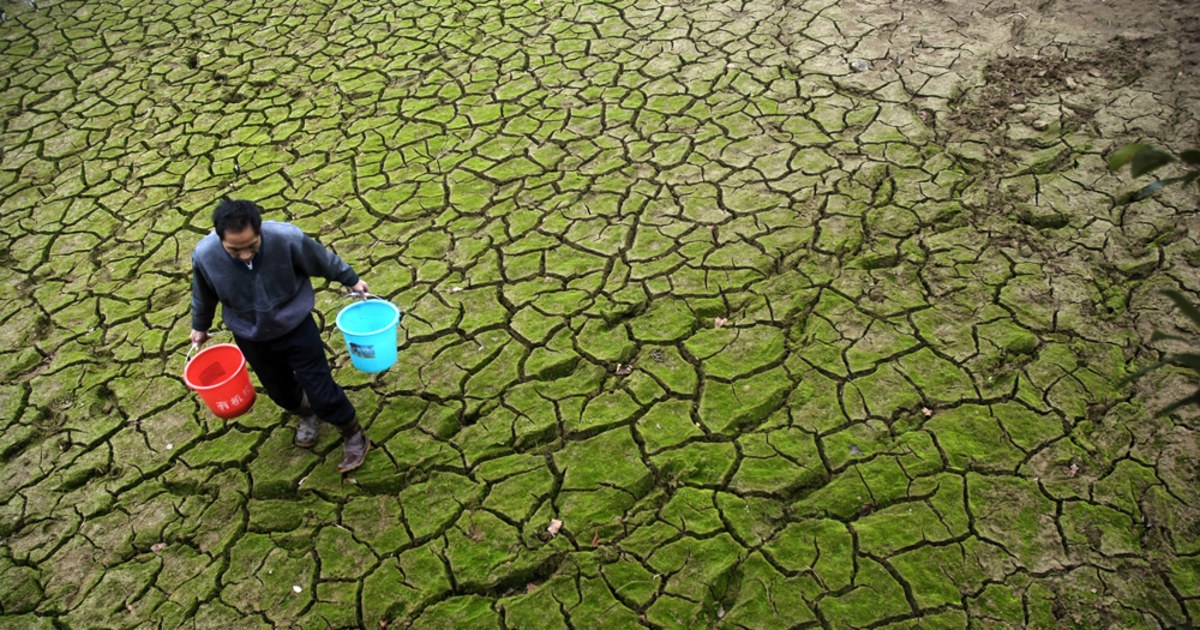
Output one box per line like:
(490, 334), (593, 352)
(190, 256), (219, 331)
(296, 232), (360, 286)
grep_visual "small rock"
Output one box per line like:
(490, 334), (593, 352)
(921, 407), (933, 417)
(292, 585), (303, 594)
(714, 316), (728, 328)
(150, 543), (167, 553)
(1065, 76), (1078, 89)
(1010, 103), (1027, 112)
(547, 518), (563, 536)
(849, 444), (863, 456)
(1032, 119), (1050, 131)
(849, 59), (871, 72)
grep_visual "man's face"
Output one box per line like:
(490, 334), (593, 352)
(221, 225), (261, 263)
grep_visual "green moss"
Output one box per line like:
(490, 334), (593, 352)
(342, 496), (411, 555)
(652, 441), (737, 486)
(969, 582), (1026, 626)
(400, 472), (483, 540)
(924, 405), (1025, 472)
(629, 300), (695, 342)
(600, 558), (658, 608)
(898, 348), (977, 405)
(697, 368), (789, 435)
(557, 428), (650, 495)
(1061, 501), (1140, 556)
(684, 326), (785, 380)
(446, 510), (554, 591)
(567, 389), (641, 436)
(414, 594), (502, 629)
(634, 400), (701, 453)
(967, 473), (1064, 570)
(729, 430), (824, 495)
(248, 496), (335, 533)
(575, 317), (635, 362)
(498, 574), (577, 629)
(568, 575), (644, 628)
(658, 487), (722, 534)
(818, 557), (910, 627)
(763, 517), (854, 590)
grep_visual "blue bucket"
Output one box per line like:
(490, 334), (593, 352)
(336, 299), (401, 373)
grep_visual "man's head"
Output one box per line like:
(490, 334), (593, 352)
(213, 199), (263, 263)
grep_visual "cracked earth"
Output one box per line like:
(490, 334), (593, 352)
(2, 0), (1200, 627)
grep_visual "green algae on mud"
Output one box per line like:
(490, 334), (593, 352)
(2, 0), (1200, 626)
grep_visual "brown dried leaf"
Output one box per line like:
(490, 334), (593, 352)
(714, 317), (728, 328)
(591, 532), (600, 547)
(547, 518), (563, 536)
(150, 542), (167, 554)
(921, 407), (933, 417)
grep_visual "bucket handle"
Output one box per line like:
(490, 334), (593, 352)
(344, 293), (405, 329)
(184, 330), (226, 367)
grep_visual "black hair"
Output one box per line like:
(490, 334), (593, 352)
(212, 198), (263, 239)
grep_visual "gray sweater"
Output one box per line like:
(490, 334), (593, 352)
(191, 221), (360, 341)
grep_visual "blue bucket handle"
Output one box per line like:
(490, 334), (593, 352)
(344, 293), (404, 328)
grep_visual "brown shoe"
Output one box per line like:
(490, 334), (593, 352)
(336, 418), (369, 473)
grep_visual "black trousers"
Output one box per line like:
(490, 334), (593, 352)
(235, 314), (355, 426)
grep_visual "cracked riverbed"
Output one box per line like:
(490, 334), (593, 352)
(2, 0), (1199, 627)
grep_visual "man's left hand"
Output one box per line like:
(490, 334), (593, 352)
(351, 280), (369, 299)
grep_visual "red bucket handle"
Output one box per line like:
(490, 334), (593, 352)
(184, 330), (227, 369)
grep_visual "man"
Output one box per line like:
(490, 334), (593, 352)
(190, 198), (370, 473)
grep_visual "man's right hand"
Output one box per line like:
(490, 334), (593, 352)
(190, 329), (211, 348)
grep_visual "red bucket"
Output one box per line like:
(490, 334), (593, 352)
(183, 344), (255, 419)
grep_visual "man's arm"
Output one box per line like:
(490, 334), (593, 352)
(297, 232), (369, 296)
(190, 262), (218, 345)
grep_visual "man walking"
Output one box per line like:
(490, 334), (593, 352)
(190, 198), (370, 473)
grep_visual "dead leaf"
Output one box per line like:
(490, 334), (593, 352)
(848, 444), (862, 456)
(591, 532), (600, 547)
(714, 317), (728, 328)
(1068, 462), (1080, 478)
(525, 582), (540, 593)
(547, 518), (563, 536)
(921, 407), (933, 417)
(448, 286), (463, 294)
(718, 606), (726, 619)
(292, 585), (303, 593)
(467, 524), (485, 542)
(615, 363), (633, 376)
(150, 542), (167, 554)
